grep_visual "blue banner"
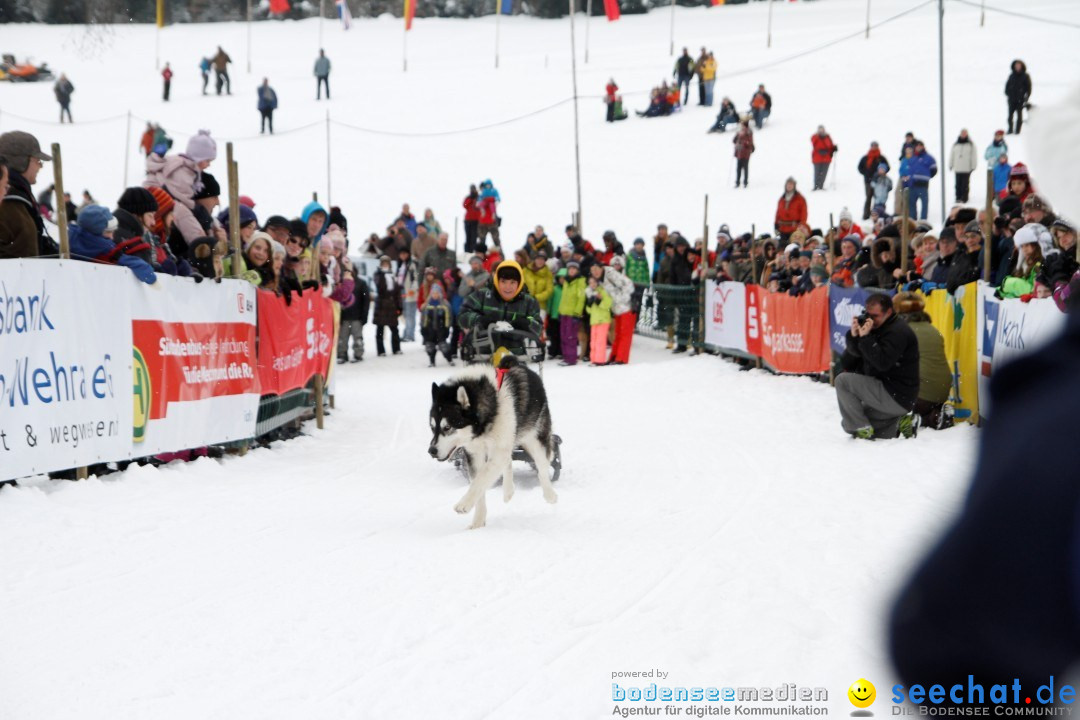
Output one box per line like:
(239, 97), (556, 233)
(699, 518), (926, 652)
(827, 286), (872, 354)
(500, 0), (512, 14)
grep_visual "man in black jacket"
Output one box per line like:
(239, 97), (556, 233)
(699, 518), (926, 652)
(673, 48), (694, 106)
(338, 267), (370, 363)
(671, 237), (698, 354)
(835, 293), (920, 439)
(946, 220), (984, 294)
(1005, 59), (1031, 135)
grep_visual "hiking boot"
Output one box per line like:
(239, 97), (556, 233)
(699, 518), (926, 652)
(673, 345), (688, 354)
(853, 426), (875, 441)
(899, 413), (920, 439)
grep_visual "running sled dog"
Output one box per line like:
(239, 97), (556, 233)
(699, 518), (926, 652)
(428, 355), (558, 529)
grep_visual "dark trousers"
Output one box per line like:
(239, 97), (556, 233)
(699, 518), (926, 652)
(606, 102), (615, 122)
(909, 184), (929, 220)
(1008, 102), (1024, 134)
(675, 301), (699, 348)
(163, 80), (170, 101)
(59, 103), (71, 123)
(736, 158), (749, 187)
(955, 172), (971, 203)
(863, 179), (874, 219)
(464, 220), (479, 253)
(215, 70), (230, 95)
(560, 316), (580, 365)
(317, 76), (330, 99)
(813, 162), (830, 190)
(548, 315), (563, 357)
(697, 77), (706, 105)
(201, 72), (209, 94)
(677, 74), (691, 105)
(260, 110), (274, 134)
(375, 323), (401, 355)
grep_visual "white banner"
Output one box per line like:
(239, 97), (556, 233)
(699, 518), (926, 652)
(129, 275), (259, 455)
(0, 260), (133, 480)
(977, 284), (1067, 417)
(704, 281), (748, 353)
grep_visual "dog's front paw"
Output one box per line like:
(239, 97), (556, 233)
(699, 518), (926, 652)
(503, 481), (515, 503)
(454, 497), (474, 514)
(543, 488), (558, 504)
(468, 518), (487, 530)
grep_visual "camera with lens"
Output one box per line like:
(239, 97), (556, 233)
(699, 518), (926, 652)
(856, 312), (870, 325)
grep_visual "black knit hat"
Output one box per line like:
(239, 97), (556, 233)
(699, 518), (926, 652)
(263, 215), (291, 231)
(328, 206), (348, 233)
(193, 171), (221, 201)
(116, 187), (159, 216)
(289, 218), (309, 241)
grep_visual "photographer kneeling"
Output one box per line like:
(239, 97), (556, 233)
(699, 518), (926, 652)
(836, 293), (921, 440)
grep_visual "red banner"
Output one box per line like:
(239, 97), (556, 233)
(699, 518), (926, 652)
(750, 285), (831, 374)
(257, 288), (335, 395)
(604, 0), (621, 21)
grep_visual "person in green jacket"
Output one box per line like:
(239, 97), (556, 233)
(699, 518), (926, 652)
(523, 253), (554, 309)
(585, 275), (613, 365)
(458, 259), (542, 358)
(999, 224), (1046, 299)
(557, 261), (587, 365)
(894, 292), (952, 430)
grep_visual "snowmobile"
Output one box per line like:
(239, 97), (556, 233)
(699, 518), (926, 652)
(452, 324), (563, 482)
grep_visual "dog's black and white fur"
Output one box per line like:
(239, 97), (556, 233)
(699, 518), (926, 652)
(429, 355), (558, 529)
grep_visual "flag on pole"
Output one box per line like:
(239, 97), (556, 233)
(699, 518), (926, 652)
(500, 0), (513, 14)
(269, 0), (291, 13)
(404, 0), (415, 30)
(603, 0), (620, 21)
(156, 0), (164, 27)
(337, 0), (352, 28)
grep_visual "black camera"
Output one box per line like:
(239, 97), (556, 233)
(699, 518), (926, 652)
(856, 312), (870, 325)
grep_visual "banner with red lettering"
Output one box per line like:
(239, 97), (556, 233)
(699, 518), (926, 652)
(130, 275), (259, 455)
(704, 280), (749, 354)
(257, 288), (334, 395)
(752, 285), (831, 374)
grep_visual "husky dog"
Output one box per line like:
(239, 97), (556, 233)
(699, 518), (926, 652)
(429, 356), (558, 529)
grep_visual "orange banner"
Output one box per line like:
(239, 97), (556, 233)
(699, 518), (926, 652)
(751, 285), (831, 374)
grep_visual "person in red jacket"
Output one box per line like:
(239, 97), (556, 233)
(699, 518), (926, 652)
(775, 177), (808, 242)
(732, 119), (755, 188)
(462, 184), (480, 253)
(162, 62), (173, 101)
(605, 79), (619, 123)
(811, 125), (837, 191)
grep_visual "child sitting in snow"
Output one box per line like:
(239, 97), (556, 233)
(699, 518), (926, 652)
(421, 283), (456, 367)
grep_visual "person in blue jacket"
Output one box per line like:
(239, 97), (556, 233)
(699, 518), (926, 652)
(69, 205), (157, 284)
(907, 140), (937, 221)
(992, 152), (1012, 199)
(257, 78), (278, 135)
(301, 200), (328, 247)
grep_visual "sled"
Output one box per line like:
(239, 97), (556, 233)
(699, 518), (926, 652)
(451, 435), (562, 483)
(1, 58), (54, 83)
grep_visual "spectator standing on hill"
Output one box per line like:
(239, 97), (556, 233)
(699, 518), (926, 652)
(836, 293), (920, 440)
(258, 79), (278, 135)
(811, 125), (836, 191)
(477, 180), (500, 248)
(162, 62), (173, 101)
(54, 74), (74, 124)
(373, 254), (402, 356)
(774, 177), (807, 242)
(199, 57), (211, 95)
(907, 140), (938, 221)
(212, 46), (232, 95)
(984, 129), (1008, 167)
(673, 48), (694, 106)
(1005, 59), (1031, 135)
(857, 142), (888, 220)
(700, 52), (716, 106)
(733, 120), (755, 189)
(314, 49), (331, 100)
(949, 129), (977, 204)
(462, 184), (480, 254)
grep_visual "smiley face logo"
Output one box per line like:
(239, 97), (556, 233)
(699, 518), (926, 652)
(848, 679), (876, 709)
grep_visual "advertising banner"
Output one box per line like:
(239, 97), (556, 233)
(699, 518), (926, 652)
(753, 286), (831, 374)
(257, 288), (334, 395)
(704, 281), (748, 354)
(0, 261), (132, 480)
(130, 275), (259, 454)
(977, 284), (1066, 417)
(828, 286), (870, 354)
(920, 284), (980, 422)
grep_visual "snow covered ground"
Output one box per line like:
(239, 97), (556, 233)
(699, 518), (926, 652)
(1, 333), (978, 719)
(0, 1), (1075, 717)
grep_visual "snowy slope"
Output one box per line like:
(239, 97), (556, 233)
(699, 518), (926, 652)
(0, 0), (1077, 246)
(0, 334), (978, 719)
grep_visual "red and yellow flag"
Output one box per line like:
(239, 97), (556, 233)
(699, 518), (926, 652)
(404, 0), (415, 30)
(710, 0), (724, 6)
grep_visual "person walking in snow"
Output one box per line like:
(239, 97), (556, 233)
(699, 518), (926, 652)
(949, 128), (977, 204)
(161, 62), (173, 101)
(314, 49), (331, 100)
(811, 125), (836, 191)
(212, 46), (232, 95)
(257, 78), (278, 135)
(199, 57), (211, 95)
(673, 48), (694, 107)
(54, 73), (74, 124)
(733, 119), (755, 189)
(1005, 59), (1031, 135)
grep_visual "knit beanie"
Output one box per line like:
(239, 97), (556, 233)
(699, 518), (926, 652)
(117, 187), (159, 217)
(77, 205), (116, 236)
(193, 171), (221, 201)
(185, 130), (217, 164)
(244, 230), (274, 254)
(147, 186), (175, 217)
(218, 204), (258, 229)
(839, 207), (853, 223)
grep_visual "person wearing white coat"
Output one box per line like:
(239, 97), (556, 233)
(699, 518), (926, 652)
(949, 129), (978, 204)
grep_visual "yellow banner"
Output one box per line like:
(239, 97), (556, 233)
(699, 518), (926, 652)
(919, 283), (979, 422)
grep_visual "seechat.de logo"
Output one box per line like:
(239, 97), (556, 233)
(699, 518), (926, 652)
(849, 679), (876, 716)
